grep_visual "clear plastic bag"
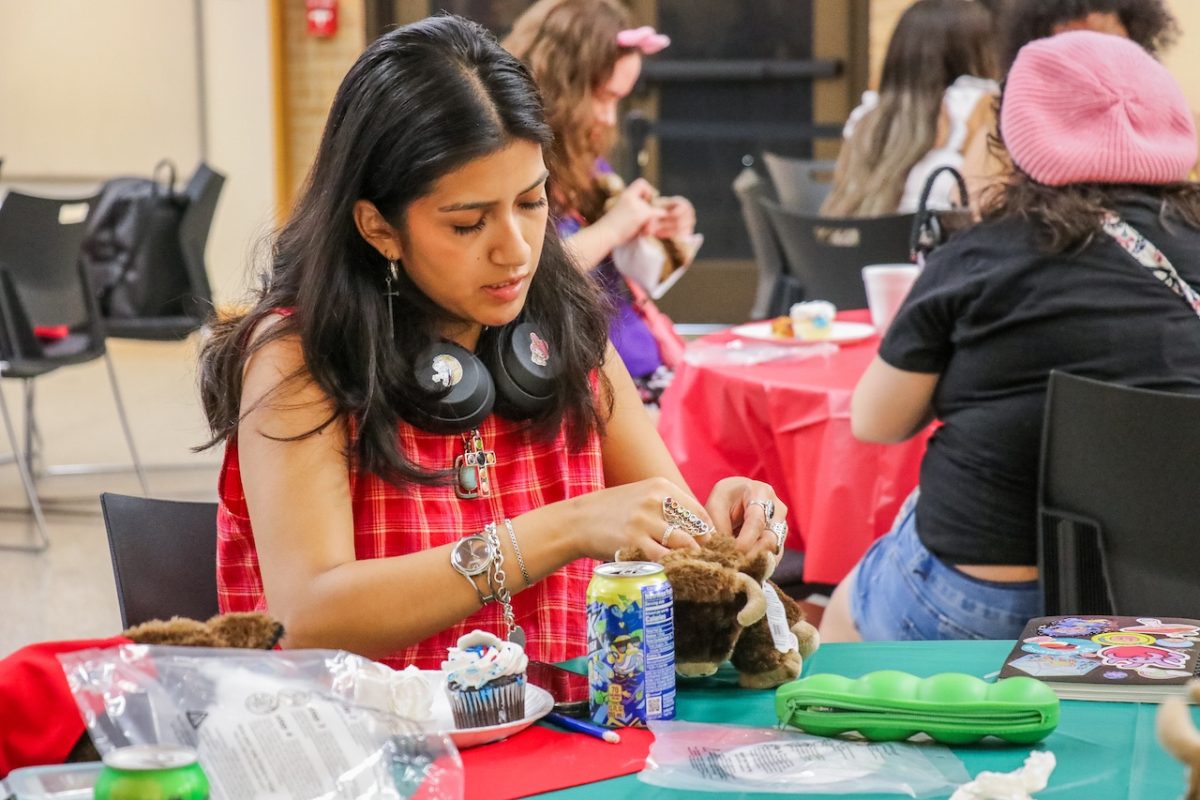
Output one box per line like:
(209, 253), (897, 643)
(640, 720), (970, 797)
(58, 645), (462, 800)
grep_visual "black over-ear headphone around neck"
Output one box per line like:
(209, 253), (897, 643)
(411, 319), (560, 434)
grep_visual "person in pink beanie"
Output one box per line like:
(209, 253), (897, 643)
(820, 30), (1200, 643)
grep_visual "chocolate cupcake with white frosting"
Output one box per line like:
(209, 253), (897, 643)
(441, 630), (528, 728)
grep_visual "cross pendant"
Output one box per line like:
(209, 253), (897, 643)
(454, 430), (496, 500)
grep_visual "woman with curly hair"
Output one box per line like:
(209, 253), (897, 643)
(504, 0), (694, 406)
(997, 0), (1179, 72)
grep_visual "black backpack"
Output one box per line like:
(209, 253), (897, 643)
(82, 160), (192, 319)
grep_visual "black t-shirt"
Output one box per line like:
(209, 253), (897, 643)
(879, 193), (1200, 565)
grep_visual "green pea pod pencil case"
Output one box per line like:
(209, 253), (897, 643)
(775, 670), (1060, 745)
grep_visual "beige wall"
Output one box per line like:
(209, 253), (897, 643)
(0, 0), (275, 308)
(202, 0), (275, 304)
(0, 0), (202, 177)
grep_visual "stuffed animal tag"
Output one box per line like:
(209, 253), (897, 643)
(763, 583), (800, 654)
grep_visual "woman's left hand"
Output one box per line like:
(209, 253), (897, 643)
(648, 196), (696, 240)
(704, 477), (789, 559)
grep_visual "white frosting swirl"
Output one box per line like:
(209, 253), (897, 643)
(441, 629), (528, 690)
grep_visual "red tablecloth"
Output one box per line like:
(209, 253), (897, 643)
(657, 311), (931, 585)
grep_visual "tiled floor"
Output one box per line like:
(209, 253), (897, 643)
(0, 337), (219, 656)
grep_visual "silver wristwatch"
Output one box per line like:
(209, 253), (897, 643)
(450, 533), (495, 605)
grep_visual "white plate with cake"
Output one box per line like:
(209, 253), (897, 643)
(731, 319), (877, 346)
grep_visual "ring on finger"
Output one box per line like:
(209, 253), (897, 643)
(662, 523), (680, 546)
(748, 499), (775, 521)
(769, 520), (788, 551)
(663, 496), (710, 536)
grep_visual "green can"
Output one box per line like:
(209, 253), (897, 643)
(94, 745), (209, 800)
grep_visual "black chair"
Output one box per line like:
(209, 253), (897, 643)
(1039, 371), (1200, 618)
(0, 191), (148, 551)
(762, 152), (836, 215)
(100, 492), (219, 627)
(732, 167), (803, 319)
(101, 163), (225, 340)
(758, 198), (915, 309)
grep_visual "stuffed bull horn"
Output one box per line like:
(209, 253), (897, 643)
(735, 571), (767, 627)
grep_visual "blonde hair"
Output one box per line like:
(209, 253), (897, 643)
(822, 0), (997, 217)
(504, 0), (633, 221)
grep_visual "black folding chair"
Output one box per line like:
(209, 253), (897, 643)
(758, 199), (915, 309)
(100, 492), (219, 627)
(761, 152), (836, 215)
(0, 192), (147, 550)
(1039, 371), (1200, 618)
(733, 167), (802, 319)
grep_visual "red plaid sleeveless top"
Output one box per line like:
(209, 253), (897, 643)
(217, 414), (603, 669)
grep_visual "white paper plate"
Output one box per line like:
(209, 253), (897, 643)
(421, 670), (554, 749)
(730, 320), (876, 346)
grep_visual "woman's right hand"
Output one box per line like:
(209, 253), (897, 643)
(604, 178), (666, 244)
(567, 477), (710, 562)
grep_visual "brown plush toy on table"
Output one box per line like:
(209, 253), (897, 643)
(619, 532), (819, 688)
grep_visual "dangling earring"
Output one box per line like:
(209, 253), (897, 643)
(385, 259), (400, 342)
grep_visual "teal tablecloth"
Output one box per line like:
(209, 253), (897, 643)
(538, 640), (1191, 799)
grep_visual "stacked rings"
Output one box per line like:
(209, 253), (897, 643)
(663, 497), (715, 537)
(769, 520), (788, 552)
(748, 499), (775, 520)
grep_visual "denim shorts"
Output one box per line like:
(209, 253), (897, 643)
(849, 492), (1041, 641)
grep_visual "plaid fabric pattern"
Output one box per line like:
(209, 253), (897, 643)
(217, 415), (604, 669)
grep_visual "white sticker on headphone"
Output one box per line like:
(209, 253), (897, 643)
(529, 331), (549, 367)
(431, 354), (463, 387)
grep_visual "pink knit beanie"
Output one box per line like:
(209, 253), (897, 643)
(1001, 30), (1197, 186)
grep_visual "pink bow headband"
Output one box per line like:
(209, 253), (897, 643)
(617, 26), (671, 55)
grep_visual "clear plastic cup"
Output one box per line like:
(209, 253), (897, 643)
(862, 265), (920, 334)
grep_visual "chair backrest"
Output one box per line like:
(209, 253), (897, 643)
(100, 492), (220, 627)
(762, 153), (837, 215)
(0, 191), (100, 330)
(1039, 371), (1200, 617)
(178, 163), (224, 315)
(759, 199), (915, 309)
(732, 167), (796, 319)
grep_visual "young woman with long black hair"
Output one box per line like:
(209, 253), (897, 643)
(198, 15), (786, 669)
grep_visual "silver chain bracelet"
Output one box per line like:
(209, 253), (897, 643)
(483, 522), (517, 641)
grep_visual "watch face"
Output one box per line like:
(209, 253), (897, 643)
(452, 535), (493, 576)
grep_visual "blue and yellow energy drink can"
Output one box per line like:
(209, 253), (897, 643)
(587, 561), (676, 727)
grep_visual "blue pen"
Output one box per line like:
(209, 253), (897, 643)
(545, 711), (622, 743)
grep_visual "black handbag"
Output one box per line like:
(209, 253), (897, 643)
(909, 165), (972, 265)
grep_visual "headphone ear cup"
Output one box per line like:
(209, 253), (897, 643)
(486, 321), (561, 419)
(413, 341), (495, 433)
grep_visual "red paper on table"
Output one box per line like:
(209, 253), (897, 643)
(445, 724), (654, 800)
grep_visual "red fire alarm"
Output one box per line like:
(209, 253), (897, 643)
(306, 0), (338, 38)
